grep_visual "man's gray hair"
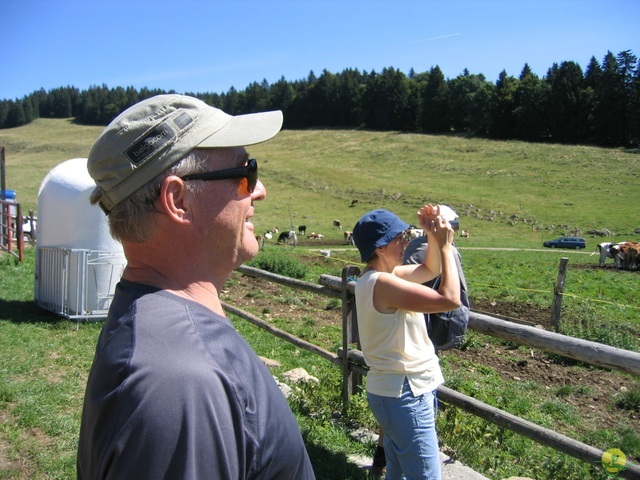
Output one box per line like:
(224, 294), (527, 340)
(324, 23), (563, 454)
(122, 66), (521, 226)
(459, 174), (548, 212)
(102, 150), (210, 243)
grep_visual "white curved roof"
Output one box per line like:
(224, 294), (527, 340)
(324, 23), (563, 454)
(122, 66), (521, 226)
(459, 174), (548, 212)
(37, 158), (122, 251)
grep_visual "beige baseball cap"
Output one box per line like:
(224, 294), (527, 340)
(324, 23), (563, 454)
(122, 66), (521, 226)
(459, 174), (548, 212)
(87, 94), (283, 214)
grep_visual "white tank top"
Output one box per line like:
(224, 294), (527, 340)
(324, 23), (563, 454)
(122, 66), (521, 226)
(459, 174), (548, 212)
(355, 270), (444, 397)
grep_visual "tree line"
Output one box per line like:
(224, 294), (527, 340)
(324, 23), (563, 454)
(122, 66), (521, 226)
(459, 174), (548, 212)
(1, 49), (638, 148)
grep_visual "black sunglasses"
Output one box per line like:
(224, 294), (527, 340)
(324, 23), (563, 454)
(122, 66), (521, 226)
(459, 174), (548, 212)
(180, 158), (258, 193)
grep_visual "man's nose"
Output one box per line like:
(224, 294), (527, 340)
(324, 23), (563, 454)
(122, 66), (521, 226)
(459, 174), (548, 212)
(252, 179), (266, 201)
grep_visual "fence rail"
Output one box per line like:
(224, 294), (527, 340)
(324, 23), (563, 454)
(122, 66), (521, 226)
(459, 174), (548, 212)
(232, 264), (640, 479)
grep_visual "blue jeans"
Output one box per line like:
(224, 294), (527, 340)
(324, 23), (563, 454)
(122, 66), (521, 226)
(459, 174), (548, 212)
(367, 379), (441, 480)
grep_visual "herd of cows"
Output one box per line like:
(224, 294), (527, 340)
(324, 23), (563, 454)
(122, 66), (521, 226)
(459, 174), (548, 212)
(258, 220), (347, 247)
(257, 220), (466, 249)
(593, 241), (640, 271)
(258, 221), (639, 274)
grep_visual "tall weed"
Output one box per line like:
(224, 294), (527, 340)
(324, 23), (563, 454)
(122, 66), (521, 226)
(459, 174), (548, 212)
(247, 247), (308, 279)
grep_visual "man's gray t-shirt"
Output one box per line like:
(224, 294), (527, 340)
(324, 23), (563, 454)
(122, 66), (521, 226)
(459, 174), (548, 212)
(77, 280), (315, 479)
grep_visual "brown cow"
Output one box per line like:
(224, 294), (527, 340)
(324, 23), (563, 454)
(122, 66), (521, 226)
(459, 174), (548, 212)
(628, 244), (640, 270)
(611, 242), (640, 270)
(619, 242), (640, 270)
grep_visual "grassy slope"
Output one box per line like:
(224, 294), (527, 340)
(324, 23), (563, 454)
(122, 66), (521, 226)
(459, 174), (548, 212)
(2, 119), (639, 247)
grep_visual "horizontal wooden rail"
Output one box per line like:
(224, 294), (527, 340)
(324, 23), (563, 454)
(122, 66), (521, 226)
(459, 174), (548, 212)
(237, 265), (341, 298)
(240, 268), (640, 375)
(221, 300), (341, 366)
(469, 311), (640, 376)
(437, 385), (640, 479)
(316, 273), (640, 377)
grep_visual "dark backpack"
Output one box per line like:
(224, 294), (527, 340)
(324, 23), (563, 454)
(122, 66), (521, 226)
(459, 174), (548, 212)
(403, 237), (471, 351)
(424, 273), (470, 350)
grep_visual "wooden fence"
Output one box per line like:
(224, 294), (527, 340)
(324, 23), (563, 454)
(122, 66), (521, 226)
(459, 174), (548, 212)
(0, 198), (25, 261)
(228, 264), (640, 479)
(1, 146), (33, 262)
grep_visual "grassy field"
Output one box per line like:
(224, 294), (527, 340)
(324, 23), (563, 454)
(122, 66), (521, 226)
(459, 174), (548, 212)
(1, 119), (639, 479)
(2, 118), (640, 246)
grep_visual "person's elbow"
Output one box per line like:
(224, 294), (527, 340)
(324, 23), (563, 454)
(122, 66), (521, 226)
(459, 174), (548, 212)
(442, 294), (461, 311)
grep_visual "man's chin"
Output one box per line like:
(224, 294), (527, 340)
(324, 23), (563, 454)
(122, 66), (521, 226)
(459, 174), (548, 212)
(237, 240), (260, 266)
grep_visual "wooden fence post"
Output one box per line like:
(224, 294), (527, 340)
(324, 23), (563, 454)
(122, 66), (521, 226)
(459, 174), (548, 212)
(551, 257), (569, 332)
(341, 265), (361, 406)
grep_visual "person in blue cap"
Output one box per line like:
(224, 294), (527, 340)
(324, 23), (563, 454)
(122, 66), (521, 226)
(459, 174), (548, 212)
(352, 205), (460, 480)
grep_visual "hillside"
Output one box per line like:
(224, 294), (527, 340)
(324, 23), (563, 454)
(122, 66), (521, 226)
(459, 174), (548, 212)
(1, 118), (639, 248)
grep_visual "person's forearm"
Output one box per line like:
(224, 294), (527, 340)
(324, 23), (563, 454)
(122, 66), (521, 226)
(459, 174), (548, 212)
(438, 246), (461, 308)
(423, 235), (441, 276)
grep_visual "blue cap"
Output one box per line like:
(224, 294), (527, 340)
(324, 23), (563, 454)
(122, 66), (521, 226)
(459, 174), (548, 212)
(352, 209), (410, 262)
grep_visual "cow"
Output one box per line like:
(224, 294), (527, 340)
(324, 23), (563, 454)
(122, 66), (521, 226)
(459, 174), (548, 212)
(350, 199), (359, 207)
(592, 242), (615, 267)
(343, 231), (354, 245)
(307, 232), (324, 239)
(609, 242), (640, 270)
(298, 225), (307, 235)
(609, 243), (625, 269)
(615, 242), (640, 270)
(460, 229), (470, 238)
(627, 244), (640, 270)
(277, 230), (298, 246)
(333, 219), (342, 229)
(264, 231), (273, 240)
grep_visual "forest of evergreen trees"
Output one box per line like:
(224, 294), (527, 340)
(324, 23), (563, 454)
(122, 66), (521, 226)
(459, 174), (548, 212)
(1, 49), (638, 148)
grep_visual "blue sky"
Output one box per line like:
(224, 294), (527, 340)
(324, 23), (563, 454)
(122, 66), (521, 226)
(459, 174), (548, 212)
(1, 0), (637, 101)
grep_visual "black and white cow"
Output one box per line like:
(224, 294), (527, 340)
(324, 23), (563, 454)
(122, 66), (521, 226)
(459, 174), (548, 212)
(593, 242), (615, 267)
(277, 230), (298, 246)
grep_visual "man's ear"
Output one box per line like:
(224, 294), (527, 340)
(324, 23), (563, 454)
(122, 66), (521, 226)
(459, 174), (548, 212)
(158, 176), (191, 224)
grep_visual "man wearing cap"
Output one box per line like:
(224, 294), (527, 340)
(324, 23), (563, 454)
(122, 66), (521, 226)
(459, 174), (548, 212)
(352, 205), (460, 480)
(77, 95), (315, 479)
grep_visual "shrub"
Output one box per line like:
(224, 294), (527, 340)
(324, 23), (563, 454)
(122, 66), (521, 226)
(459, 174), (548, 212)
(248, 248), (308, 279)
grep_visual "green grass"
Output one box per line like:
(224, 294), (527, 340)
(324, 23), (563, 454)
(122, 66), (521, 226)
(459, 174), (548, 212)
(0, 250), (103, 479)
(2, 119), (640, 245)
(614, 387), (640, 412)
(1, 120), (639, 478)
